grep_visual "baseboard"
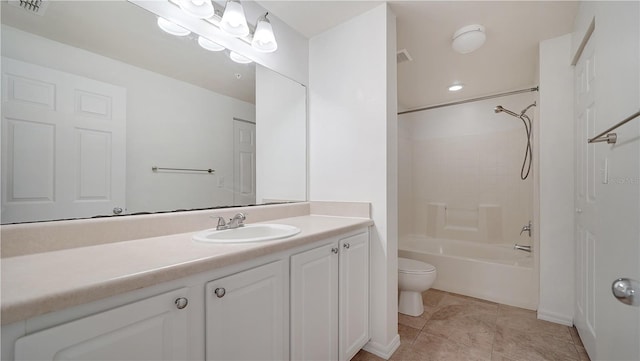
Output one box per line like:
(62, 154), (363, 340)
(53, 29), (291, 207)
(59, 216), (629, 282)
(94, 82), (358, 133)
(363, 334), (401, 360)
(537, 308), (573, 326)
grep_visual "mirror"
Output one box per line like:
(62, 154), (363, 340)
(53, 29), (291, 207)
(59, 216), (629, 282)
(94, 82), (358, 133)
(0, 1), (307, 224)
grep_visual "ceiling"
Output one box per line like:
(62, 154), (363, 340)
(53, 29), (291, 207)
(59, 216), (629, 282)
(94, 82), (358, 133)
(2, 1), (579, 111)
(259, 0), (579, 111)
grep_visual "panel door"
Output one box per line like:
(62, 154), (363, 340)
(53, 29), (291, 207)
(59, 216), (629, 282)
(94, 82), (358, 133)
(1, 57), (126, 223)
(290, 242), (339, 361)
(14, 288), (189, 361)
(574, 29), (598, 355)
(339, 231), (370, 361)
(205, 260), (287, 361)
(574, 6), (640, 360)
(233, 119), (256, 206)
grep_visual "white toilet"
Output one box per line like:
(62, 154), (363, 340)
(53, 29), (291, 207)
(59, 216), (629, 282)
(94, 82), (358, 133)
(398, 257), (437, 316)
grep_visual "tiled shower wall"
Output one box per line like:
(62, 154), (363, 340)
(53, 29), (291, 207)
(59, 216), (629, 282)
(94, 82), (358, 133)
(399, 93), (535, 245)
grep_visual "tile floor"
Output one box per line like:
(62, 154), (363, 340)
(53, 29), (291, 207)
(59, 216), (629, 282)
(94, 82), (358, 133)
(354, 289), (590, 361)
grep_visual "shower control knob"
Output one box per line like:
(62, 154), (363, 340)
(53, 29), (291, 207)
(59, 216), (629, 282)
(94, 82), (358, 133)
(214, 287), (226, 298)
(175, 297), (188, 309)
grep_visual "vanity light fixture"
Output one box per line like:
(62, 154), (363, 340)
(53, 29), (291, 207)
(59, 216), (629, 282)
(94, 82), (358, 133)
(198, 36), (226, 51)
(178, 0), (214, 19)
(448, 84), (464, 92)
(452, 24), (486, 54)
(251, 12), (278, 53)
(157, 17), (191, 36)
(229, 51), (253, 64)
(220, 0), (250, 38)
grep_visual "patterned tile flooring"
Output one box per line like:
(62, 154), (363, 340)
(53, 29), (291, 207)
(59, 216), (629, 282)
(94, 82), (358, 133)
(354, 289), (590, 361)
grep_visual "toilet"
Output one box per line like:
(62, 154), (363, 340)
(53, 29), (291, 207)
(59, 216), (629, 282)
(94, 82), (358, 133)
(398, 257), (437, 316)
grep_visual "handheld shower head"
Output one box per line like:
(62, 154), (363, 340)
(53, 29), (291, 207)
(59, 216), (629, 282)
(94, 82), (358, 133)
(494, 105), (520, 117)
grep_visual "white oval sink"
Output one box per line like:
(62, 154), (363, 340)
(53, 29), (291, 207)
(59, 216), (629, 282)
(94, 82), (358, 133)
(192, 224), (301, 243)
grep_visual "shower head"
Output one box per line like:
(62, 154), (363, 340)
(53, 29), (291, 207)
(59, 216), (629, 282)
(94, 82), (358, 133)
(494, 105), (520, 118)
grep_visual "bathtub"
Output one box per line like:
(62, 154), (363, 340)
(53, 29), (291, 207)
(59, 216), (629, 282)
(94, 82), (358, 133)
(399, 235), (538, 310)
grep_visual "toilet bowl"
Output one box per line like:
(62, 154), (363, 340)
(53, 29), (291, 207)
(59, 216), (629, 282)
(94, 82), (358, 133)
(398, 257), (437, 316)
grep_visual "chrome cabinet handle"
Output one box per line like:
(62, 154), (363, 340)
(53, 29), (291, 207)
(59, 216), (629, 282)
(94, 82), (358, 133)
(175, 297), (188, 309)
(214, 287), (226, 298)
(113, 207), (123, 215)
(343, 243), (350, 249)
(331, 247), (339, 254)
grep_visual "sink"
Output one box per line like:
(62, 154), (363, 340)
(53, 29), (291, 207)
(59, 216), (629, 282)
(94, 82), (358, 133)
(192, 224), (301, 243)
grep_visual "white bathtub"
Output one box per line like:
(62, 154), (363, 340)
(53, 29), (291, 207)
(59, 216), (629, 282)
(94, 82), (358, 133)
(399, 236), (538, 310)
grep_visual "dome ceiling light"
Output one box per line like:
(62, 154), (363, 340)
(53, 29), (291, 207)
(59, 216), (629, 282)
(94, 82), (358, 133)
(452, 24), (486, 54)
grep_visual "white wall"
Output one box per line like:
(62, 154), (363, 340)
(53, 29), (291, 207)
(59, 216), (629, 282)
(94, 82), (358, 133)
(537, 34), (575, 326)
(256, 65), (306, 203)
(399, 93), (535, 245)
(309, 4), (399, 358)
(2, 25), (255, 213)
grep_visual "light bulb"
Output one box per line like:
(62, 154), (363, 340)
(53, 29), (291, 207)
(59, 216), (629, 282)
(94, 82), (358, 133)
(198, 36), (225, 52)
(178, 0), (214, 19)
(220, 0), (249, 37)
(251, 13), (277, 53)
(157, 17), (190, 36)
(229, 51), (252, 64)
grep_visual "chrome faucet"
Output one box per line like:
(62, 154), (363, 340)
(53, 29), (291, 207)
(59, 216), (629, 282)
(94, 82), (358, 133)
(520, 221), (532, 237)
(514, 244), (532, 252)
(214, 213), (246, 230)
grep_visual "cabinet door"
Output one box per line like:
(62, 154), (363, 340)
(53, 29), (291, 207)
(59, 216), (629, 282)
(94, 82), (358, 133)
(205, 260), (287, 361)
(14, 288), (189, 361)
(339, 231), (370, 361)
(290, 242), (339, 361)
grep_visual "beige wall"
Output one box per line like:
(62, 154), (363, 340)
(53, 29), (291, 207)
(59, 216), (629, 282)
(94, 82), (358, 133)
(399, 92), (535, 245)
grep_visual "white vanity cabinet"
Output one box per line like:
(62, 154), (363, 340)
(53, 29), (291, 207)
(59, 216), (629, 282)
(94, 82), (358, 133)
(290, 229), (370, 361)
(205, 260), (288, 361)
(13, 287), (190, 361)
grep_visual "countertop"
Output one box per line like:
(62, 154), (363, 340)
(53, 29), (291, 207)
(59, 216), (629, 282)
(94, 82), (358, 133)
(1, 215), (372, 325)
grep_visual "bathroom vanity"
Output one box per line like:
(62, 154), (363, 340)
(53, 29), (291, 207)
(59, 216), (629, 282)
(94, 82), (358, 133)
(1, 203), (372, 361)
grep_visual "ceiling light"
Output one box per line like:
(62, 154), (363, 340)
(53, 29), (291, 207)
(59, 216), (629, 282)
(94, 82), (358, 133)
(229, 51), (252, 64)
(448, 84), (464, 92)
(198, 36), (225, 51)
(251, 13), (278, 53)
(178, 0), (214, 19)
(157, 17), (191, 36)
(452, 24), (486, 54)
(220, 0), (249, 38)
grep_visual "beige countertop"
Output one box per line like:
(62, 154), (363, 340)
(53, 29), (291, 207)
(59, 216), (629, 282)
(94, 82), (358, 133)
(1, 215), (372, 325)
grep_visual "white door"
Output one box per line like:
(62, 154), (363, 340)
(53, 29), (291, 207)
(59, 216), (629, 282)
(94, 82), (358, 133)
(1, 57), (126, 223)
(233, 118), (255, 206)
(290, 242), (339, 361)
(339, 231), (370, 361)
(205, 260), (287, 361)
(14, 288), (189, 361)
(574, 7), (640, 360)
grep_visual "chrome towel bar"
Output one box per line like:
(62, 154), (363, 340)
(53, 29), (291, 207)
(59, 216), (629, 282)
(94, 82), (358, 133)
(152, 166), (214, 173)
(589, 109), (640, 144)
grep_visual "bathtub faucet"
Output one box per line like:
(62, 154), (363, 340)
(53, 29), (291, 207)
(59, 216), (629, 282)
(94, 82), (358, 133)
(514, 244), (532, 252)
(520, 221), (532, 237)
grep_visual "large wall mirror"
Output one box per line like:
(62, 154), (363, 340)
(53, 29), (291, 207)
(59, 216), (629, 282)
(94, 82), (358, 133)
(0, 1), (307, 224)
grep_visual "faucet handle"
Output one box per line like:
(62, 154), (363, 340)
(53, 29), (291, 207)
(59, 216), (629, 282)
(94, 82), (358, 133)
(211, 216), (227, 228)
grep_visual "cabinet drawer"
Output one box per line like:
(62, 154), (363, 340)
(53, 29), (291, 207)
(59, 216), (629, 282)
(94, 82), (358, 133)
(15, 288), (189, 361)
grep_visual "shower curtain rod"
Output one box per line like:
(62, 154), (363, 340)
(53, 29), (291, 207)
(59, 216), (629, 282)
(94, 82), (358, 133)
(398, 86), (539, 115)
